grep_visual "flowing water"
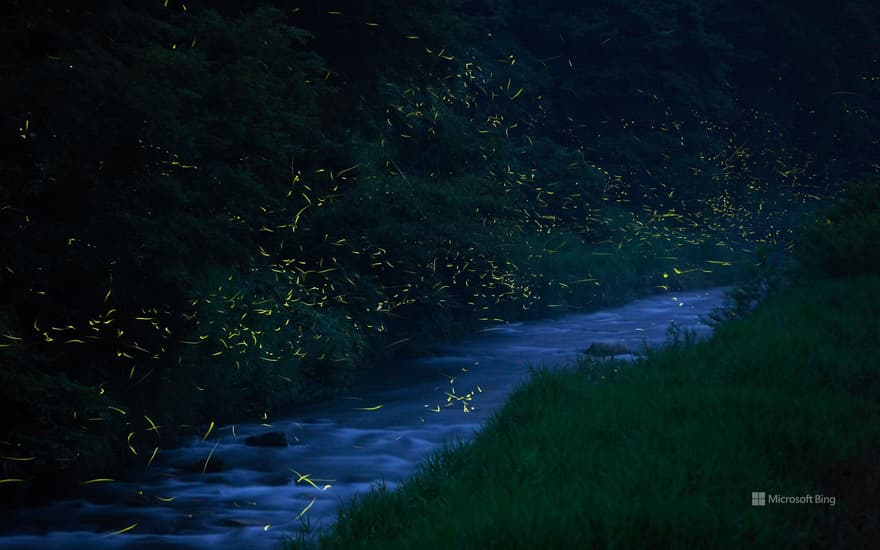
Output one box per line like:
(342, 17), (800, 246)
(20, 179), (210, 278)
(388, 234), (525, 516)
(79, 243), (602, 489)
(0, 287), (731, 549)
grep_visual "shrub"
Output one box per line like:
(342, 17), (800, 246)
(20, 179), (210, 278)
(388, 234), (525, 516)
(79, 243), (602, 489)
(796, 177), (880, 277)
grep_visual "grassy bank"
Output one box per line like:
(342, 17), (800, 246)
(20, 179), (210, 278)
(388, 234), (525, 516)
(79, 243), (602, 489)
(290, 274), (880, 548)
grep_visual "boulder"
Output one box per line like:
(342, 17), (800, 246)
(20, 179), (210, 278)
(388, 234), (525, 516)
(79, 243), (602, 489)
(244, 431), (288, 447)
(585, 340), (633, 357)
(181, 457), (225, 473)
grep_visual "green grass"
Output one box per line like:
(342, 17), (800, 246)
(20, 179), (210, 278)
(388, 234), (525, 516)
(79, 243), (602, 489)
(285, 275), (880, 549)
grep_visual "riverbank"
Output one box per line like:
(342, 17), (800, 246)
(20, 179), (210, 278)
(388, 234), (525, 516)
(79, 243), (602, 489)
(295, 274), (880, 548)
(0, 287), (731, 549)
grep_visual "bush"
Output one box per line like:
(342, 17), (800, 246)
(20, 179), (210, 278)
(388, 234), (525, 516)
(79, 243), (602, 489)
(796, 177), (880, 277)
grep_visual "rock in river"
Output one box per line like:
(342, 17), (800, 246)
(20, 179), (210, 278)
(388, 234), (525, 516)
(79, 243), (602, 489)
(244, 431), (288, 447)
(585, 340), (634, 357)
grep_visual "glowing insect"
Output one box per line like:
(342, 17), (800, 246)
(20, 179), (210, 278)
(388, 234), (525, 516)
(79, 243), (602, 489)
(353, 404), (383, 411)
(106, 523), (137, 536)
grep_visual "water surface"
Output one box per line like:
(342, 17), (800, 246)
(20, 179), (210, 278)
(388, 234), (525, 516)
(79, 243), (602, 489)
(0, 287), (730, 549)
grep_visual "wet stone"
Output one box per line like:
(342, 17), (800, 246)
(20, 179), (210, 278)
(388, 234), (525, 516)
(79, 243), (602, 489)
(182, 457), (226, 473)
(585, 340), (634, 356)
(244, 431), (288, 447)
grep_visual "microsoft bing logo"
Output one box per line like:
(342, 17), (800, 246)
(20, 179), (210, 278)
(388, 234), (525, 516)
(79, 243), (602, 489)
(750, 491), (835, 506)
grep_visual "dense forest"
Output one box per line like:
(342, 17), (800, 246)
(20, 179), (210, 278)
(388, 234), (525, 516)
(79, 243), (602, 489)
(1, 0), (878, 504)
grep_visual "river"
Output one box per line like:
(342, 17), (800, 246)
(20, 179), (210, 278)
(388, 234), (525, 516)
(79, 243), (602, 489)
(0, 287), (731, 549)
